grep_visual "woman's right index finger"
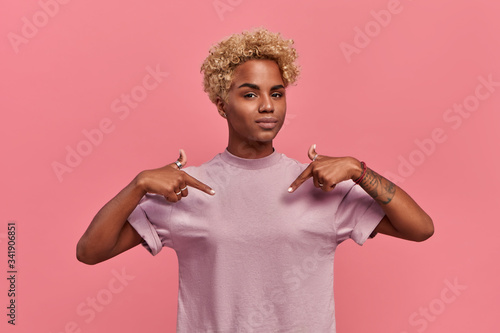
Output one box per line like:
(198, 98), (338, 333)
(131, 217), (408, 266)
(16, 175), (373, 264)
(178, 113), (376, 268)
(184, 173), (215, 195)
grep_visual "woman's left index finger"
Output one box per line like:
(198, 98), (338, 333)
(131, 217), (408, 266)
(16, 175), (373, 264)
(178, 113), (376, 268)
(288, 144), (320, 193)
(288, 164), (313, 193)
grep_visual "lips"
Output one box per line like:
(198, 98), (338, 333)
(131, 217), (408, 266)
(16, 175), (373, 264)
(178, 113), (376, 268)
(255, 117), (279, 129)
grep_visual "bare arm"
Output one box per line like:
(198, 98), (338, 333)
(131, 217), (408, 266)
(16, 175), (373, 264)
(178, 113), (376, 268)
(76, 150), (215, 265)
(288, 144), (434, 242)
(76, 177), (146, 265)
(355, 165), (434, 241)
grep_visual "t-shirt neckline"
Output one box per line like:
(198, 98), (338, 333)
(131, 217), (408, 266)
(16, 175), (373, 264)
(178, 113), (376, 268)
(220, 147), (281, 170)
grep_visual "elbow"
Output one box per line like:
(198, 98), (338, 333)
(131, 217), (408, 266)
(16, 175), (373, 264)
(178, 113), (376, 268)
(76, 240), (101, 265)
(413, 216), (435, 242)
(76, 253), (97, 265)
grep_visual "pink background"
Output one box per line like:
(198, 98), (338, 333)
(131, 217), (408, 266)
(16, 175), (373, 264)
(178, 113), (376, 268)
(2, 0), (499, 332)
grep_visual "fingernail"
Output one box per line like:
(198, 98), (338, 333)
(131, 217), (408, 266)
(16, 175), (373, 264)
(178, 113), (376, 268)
(210, 189), (215, 195)
(313, 144), (316, 150)
(288, 187), (293, 193)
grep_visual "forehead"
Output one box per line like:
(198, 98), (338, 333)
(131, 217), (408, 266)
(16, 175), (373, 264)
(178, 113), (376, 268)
(231, 59), (284, 86)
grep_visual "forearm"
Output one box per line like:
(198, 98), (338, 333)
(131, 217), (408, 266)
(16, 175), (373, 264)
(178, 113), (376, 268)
(353, 162), (434, 241)
(77, 175), (146, 261)
(287, 147), (434, 241)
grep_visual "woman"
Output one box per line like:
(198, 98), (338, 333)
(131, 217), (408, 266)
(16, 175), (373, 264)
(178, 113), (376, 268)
(77, 28), (433, 332)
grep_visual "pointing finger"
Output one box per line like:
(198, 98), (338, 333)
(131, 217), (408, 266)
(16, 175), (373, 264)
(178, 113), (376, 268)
(288, 164), (313, 193)
(184, 173), (215, 196)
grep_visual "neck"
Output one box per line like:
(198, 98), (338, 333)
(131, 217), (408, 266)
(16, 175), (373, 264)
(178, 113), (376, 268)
(226, 140), (274, 159)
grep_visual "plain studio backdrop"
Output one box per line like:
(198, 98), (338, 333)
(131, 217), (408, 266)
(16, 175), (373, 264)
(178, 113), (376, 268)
(1, 0), (499, 332)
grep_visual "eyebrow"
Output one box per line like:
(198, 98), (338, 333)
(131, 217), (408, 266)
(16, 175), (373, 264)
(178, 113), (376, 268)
(237, 83), (285, 90)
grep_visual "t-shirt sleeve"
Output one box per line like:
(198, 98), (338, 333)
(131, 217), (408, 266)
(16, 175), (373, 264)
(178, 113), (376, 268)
(334, 180), (386, 246)
(127, 193), (175, 255)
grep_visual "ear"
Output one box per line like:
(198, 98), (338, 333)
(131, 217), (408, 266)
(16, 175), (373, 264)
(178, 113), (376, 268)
(215, 97), (227, 118)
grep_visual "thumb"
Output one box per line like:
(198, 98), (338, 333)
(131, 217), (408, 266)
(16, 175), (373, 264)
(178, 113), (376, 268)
(169, 148), (187, 169)
(178, 148), (187, 167)
(308, 144), (318, 161)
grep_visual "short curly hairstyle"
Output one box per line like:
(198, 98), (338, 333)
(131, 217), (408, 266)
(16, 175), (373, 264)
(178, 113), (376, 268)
(201, 27), (300, 104)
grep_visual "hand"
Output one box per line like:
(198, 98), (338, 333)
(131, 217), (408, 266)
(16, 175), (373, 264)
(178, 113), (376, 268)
(288, 144), (362, 193)
(137, 149), (215, 202)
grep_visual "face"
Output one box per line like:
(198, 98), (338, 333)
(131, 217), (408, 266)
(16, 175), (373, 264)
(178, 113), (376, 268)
(217, 59), (286, 155)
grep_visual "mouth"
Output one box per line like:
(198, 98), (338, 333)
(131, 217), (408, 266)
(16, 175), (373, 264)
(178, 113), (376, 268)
(255, 117), (279, 129)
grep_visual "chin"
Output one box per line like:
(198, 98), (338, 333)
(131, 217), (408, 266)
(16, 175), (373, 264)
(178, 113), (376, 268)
(256, 134), (279, 143)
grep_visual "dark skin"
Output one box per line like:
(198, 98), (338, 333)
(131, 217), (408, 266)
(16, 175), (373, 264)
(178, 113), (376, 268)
(288, 144), (434, 241)
(76, 59), (433, 265)
(216, 59), (287, 159)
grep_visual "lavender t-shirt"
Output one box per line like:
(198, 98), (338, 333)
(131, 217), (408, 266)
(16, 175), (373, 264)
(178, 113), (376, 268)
(127, 148), (385, 333)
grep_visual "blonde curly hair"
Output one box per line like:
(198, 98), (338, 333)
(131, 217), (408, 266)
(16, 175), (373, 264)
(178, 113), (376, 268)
(201, 28), (300, 104)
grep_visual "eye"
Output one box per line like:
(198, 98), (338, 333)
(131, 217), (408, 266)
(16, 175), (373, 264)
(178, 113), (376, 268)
(244, 92), (257, 98)
(271, 92), (283, 98)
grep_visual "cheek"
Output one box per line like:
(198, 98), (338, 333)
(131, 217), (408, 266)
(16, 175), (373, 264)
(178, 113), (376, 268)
(277, 102), (287, 117)
(227, 108), (251, 128)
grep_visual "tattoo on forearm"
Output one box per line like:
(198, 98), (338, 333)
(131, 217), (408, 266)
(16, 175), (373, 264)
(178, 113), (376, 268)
(359, 168), (396, 204)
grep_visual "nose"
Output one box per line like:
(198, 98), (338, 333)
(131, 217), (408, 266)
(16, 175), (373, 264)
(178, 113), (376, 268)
(259, 94), (274, 113)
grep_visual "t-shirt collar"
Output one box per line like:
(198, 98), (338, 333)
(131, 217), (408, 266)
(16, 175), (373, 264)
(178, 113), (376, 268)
(220, 147), (281, 170)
